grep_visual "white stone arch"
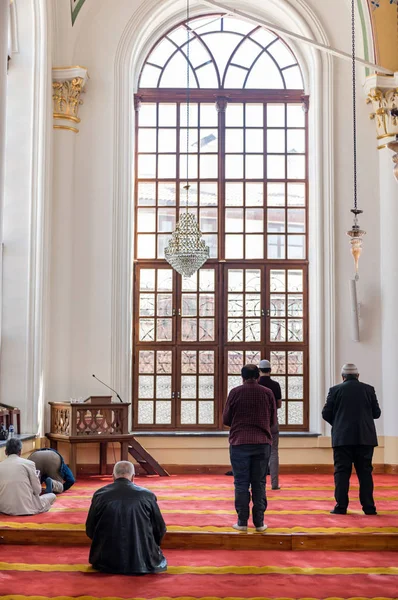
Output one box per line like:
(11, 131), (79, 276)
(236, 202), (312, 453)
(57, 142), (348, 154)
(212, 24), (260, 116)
(109, 0), (351, 432)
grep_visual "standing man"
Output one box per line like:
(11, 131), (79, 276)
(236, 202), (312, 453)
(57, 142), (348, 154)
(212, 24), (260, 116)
(322, 363), (381, 515)
(86, 461), (167, 575)
(223, 364), (276, 533)
(258, 359), (282, 490)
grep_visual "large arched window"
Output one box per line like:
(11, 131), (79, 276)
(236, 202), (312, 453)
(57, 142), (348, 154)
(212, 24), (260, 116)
(133, 14), (308, 431)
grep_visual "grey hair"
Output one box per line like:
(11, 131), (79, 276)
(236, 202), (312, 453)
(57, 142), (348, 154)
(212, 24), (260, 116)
(113, 460), (135, 479)
(5, 438), (22, 456)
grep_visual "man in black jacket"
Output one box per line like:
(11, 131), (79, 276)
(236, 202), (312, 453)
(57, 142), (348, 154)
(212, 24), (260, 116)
(322, 363), (381, 515)
(86, 461), (167, 574)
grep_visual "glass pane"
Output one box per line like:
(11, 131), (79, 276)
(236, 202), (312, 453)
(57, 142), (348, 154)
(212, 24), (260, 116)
(288, 235), (306, 259)
(182, 318), (197, 341)
(225, 183), (244, 206)
(199, 350), (214, 373)
(138, 128), (156, 152)
(156, 318), (172, 341)
(138, 182), (156, 206)
(288, 155), (305, 179)
(245, 319), (261, 342)
(288, 319), (303, 342)
(200, 104), (218, 126)
(157, 350), (172, 373)
(139, 318), (155, 342)
(287, 129), (305, 154)
(246, 183), (263, 206)
(273, 376), (286, 399)
(288, 294), (303, 317)
(159, 104), (177, 126)
(182, 294), (197, 316)
(138, 155), (156, 178)
(199, 318), (215, 341)
(288, 270), (303, 292)
(199, 294), (215, 316)
(226, 155), (244, 179)
(246, 294), (261, 317)
(288, 351), (303, 374)
(199, 375), (214, 398)
(246, 52), (283, 88)
(267, 104), (285, 127)
(283, 66), (303, 89)
(158, 182), (176, 206)
(287, 104), (305, 127)
(200, 208), (218, 232)
(245, 269), (261, 292)
(278, 401), (286, 425)
(180, 103), (198, 127)
(225, 103), (244, 126)
(158, 208), (176, 232)
(199, 269), (215, 291)
(225, 208), (243, 232)
(246, 350), (261, 364)
(270, 350), (286, 374)
(181, 376), (197, 399)
(158, 128), (176, 152)
(200, 154), (218, 179)
(232, 37), (262, 67)
(203, 234), (217, 258)
(225, 234), (243, 258)
(139, 104), (157, 126)
(181, 401), (196, 424)
(228, 350), (244, 374)
(287, 209), (305, 233)
(228, 269), (244, 292)
(138, 401), (154, 424)
(228, 319), (244, 342)
(268, 234), (286, 259)
(245, 235), (264, 259)
(287, 183), (305, 206)
(288, 376), (303, 399)
(182, 273), (197, 291)
(246, 155), (263, 179)
(226, 129), (244, 153)
(246, 208), (263, 232)
(268, 208), (285, 232)
(137, 208), (156, 232)
(270, 269), (285, 292)
(199, 401), (214, 424)
(228, 375), (242, 393)
(246, 104), (263, 127)
(155, 401), (171, 424)
(158, 269), (173, 291)
(200, 182), (218, 206)
(158, 155), (176, 178)
(180, 154), (198, 180)
(228, 294), (244, 317)
(140, 294), (155, 316)
(246, 129), (263, 152)
(139, 65), (161, 88)
(139, 375), (154, 398)
(267, 155), (285, 179)
(157, 294), (172, 317)
(268, 39), (296, 69)
(288, 401), (303, 425)
(270, 294), (285, 317)
(156, 376), (172, 398)
(271, 319), (286, 342)
(181, 351), (197, 376)
(180, 128), (198, 153)
(267, 183), (285, 206)
(199, 129), (218, 153)
(149, 37), (176, 67)
(267, 129), (285, 153)
(139, 351), (154, 373)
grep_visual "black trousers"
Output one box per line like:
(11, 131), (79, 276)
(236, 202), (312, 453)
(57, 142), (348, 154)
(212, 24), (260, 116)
(229, 443), (271, 527)
(333, 445), (376, 513)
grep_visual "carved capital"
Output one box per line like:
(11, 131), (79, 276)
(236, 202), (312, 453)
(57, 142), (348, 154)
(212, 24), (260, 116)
(215, 97), (228, 113)
(52, 66), (89, 133)
(364, 73), (398, 149)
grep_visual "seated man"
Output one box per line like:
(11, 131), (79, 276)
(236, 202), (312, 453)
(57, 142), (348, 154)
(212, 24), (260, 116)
(86, 461), (167, 575)
(0, 438), (56, 515)
(29, 448), (75, 494)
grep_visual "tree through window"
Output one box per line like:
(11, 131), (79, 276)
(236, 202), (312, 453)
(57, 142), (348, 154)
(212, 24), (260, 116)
(133, 14), (309, 430)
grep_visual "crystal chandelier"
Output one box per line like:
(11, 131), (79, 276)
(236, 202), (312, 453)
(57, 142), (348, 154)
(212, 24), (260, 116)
(164, 0), (209, 278)
(346, 0), (365, 280)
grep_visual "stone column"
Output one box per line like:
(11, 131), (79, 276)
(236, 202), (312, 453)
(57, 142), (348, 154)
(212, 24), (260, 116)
(365, 73), (398, 470)
(47, 67), (88, 402)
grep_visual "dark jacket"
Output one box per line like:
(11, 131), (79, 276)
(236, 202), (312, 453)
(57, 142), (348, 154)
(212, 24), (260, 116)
(86, 478), (167, 575)
(322, 377), (381, 447)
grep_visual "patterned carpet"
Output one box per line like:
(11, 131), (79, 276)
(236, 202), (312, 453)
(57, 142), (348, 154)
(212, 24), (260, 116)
(1, 473), (398, 533)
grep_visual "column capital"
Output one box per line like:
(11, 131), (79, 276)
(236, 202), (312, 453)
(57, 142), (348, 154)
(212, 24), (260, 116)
(364, 72), (398, 150)
(52, 66), (89, 133)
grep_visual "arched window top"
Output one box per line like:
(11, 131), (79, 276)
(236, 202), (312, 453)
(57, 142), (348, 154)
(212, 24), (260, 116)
(139, 14), (303, 90)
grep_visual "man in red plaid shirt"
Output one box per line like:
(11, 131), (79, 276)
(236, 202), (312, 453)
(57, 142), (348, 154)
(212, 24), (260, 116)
(223, 364), (276, 532)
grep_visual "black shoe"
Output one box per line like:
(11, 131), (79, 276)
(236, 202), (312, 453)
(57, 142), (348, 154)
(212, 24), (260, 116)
(330, 508), (347, 515)
(45, 477), (53, 494)
(272, 486), (281, 490)
(363, 510), (377, 515)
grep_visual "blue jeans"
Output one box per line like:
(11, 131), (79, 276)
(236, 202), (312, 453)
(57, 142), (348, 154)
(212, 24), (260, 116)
(229, 443), (271, 527)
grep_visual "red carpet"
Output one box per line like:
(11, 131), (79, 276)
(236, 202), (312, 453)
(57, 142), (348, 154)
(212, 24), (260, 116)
(1, 474), (398, 533)
(0, 546), (398, 599)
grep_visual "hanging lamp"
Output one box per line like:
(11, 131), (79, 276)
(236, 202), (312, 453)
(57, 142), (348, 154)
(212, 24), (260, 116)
(346, 0), (365, 280)
(164, 1), (209, 278)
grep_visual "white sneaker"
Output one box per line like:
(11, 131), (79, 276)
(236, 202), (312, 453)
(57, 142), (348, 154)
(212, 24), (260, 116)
(232, 523), (248, 532)
(255, 524), (268, 532)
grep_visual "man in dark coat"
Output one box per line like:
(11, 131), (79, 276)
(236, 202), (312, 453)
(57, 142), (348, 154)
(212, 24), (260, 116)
(85, 461), (167, 575)
(322, 363), (381, 515)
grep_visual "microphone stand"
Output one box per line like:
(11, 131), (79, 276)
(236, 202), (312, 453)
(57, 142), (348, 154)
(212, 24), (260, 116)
(92, 374), (124, 403)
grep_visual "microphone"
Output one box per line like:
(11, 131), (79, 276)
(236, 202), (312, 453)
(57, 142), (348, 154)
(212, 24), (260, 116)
(92, 374), (123, 403)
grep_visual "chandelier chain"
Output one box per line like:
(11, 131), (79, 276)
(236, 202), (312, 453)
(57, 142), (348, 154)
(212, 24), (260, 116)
(351, 0), (357, 211)
(186, 0), (190, 211)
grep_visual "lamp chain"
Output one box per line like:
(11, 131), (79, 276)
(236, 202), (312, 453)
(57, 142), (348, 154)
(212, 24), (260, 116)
(185, 0), (190, 212)
(351, 0), (357, 212)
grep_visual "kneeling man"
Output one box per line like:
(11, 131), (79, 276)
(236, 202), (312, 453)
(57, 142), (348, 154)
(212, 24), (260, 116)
(86, 460), (167, 575)
(29, 448), (75, 494)
(0, 438), (56, 515)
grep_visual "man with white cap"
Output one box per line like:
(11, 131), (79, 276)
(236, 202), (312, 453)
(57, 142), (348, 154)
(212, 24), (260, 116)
(322, 363), (381, 515)
(258, 359), (282, 490)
